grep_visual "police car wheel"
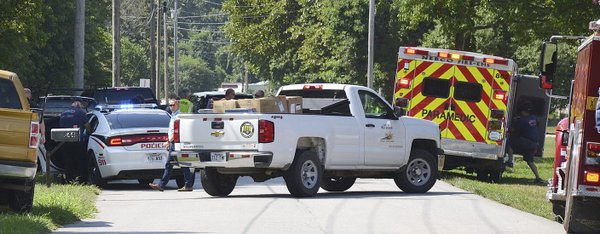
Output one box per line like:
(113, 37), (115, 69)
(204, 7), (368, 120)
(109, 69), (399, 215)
(87, 153), (106, 188)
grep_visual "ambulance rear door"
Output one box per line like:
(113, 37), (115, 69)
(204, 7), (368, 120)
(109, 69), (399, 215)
(404, 60), (455, 138)
(449, 65), (505, 145)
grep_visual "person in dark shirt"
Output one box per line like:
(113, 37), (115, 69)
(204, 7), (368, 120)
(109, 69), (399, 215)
(509, 102), (544, 184)
(59, 101), (89, 182)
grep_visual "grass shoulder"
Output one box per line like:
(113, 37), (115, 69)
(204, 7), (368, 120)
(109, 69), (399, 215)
(0, 181), (100, 233)
(440, 138), (556, 220)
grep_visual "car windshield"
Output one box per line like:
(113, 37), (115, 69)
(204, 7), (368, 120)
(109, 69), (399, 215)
(96, 88), (157, 105)
(105, 111), (170, 129)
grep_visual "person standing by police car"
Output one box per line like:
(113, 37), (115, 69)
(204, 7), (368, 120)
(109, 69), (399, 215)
(150, 97), (195, 191)
(59, 101), (89, 182)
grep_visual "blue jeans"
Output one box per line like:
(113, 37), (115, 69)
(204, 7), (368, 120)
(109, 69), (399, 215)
(159, 144), (195, 188)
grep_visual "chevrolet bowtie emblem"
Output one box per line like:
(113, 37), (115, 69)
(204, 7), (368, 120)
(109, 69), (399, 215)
(211, 131), (225, 137)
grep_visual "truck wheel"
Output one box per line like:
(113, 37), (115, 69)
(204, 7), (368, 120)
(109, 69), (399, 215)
(320, 177), (356, 192)
(394, 149), (437, 193)
(87, 153), (106, 188)
(200, 168), (238, 197)
(8, 179), (35, 213)
(564, 194), (600, 232)
(284, 150), (322, 197)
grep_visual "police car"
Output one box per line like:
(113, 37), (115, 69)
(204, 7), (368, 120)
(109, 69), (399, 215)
(85, 106), (185, 187)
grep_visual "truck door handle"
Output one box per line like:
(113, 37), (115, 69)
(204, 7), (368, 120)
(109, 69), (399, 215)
(366, 124), (375, 128)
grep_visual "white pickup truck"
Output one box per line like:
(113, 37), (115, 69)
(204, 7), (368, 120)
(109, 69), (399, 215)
(173, 84), (444, 197)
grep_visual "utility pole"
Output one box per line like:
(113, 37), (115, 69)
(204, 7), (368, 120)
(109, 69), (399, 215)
(156, 0), (161, 99)
(112, 0), (121, 87)
(74, 0), (85, 95)
(367, 0), (375, 89)
(173, 0), (179, 94)
(163, 1), (169, 97)
(150, 4), (156, 94)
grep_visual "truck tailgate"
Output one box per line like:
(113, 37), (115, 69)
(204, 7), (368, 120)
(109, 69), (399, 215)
(0, 109), (36, 163)
(177, 113), (259, 151)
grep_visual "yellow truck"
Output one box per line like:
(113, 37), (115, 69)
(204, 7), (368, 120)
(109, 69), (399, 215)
(0, 70), (40, 212)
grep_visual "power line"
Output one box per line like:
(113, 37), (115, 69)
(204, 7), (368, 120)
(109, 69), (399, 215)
(177, 21), (227, 25)
(181, 39), (230, 44)
(177, 27), (225, 33)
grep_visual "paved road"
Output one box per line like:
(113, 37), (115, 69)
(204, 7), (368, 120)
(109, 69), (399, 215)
(55, 176), (564, 234)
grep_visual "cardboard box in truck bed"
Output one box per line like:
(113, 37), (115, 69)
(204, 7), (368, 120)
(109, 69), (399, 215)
(237, 96), (288, 113)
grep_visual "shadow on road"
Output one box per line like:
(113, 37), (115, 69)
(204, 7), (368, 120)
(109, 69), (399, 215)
(222, 190), (471, 199)
(441, 171), (547, 186)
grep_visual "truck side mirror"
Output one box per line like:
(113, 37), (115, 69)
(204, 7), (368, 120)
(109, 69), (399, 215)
(539, 41), (558, 89)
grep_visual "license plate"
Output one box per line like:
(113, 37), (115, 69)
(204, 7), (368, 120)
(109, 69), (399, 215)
(210, 152), (227, 162)
(147, 153), (164, 162)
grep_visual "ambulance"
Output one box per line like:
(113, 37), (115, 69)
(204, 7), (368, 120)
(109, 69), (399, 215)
(393, 47), (549, 182)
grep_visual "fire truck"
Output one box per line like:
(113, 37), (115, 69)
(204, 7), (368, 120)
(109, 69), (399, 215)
(393, 47), (549, 182)
(544, 20), (600, 233)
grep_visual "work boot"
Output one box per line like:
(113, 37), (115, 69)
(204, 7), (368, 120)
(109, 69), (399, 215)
(177, 187), (193, 192)
(149, 183), (164, 192)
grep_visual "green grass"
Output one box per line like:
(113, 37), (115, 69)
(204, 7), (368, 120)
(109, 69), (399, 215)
(0, 182), (100, 233)
(441, 137), (556, 220)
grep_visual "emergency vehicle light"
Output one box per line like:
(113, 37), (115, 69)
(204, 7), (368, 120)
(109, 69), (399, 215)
(493, 90), (506, 100)
(438, 52), (449, 58)
(587, 142), (600, 157)
(462, 55), (474, 61)
(488, 120), (502, 131)
(399, 78), (411, 89)
(484, 58), (509, 65)
(585, 171), (600, 183)
(450, 54), (462, 60)
(490, 109), (505, 119)
(405, 48), (428, 56)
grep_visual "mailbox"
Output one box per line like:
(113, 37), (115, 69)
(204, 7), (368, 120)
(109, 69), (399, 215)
(50, 128), (80, 142)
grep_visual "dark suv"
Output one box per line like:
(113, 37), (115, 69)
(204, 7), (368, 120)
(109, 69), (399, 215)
(93, 87), (159, 106)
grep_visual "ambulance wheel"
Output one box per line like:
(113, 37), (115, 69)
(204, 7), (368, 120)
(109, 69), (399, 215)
(476, 169), (490, 182)
(320, 177), (356, 192)
(201, 168), (238, 197)
(394, 149), (437, 193)
(489, 171), (502, 183)
(284, 150), (322, 197)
